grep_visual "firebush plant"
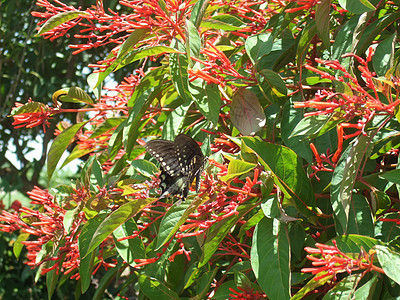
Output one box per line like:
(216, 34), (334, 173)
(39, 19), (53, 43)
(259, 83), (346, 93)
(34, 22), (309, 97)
(2, 0), (400, 299)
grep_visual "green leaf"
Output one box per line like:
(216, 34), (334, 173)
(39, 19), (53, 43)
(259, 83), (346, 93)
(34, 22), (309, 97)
(185, 19), (201, 59)
(199, 204), (256, 267)
(89, 117), (126, 139)
(322, 273), (363, 299)
(170, 40), (191, 103)
(47, 121), (88, 180)
(260, 195), (282, 220)
(245, 33), (274, 65)
(61, 145), (94, 169)
(234, 270), (252, 290)
(303, 76), (331, 85)
(220, 159), (257, 182)
(333, 80), (353, 96)
(289, 224), (307, 261)
(131, 159), (159, 178)
(156, 197), (204, 250)
(375, 245), (400, 285)
(281, 100), (313, 163)
(91, 158), (104, 187)
(257, 69), (287, 105)
(63, 206), (81, 233)
(291, 273), (333, 299)
(338, 0), (375, 14)
(256, 31), (296, 72)
(378, 169), (400, 185)
(189, 77), (221, 127)
(238, 209), (264, 237)
(346, 194), (374, 236)
(79, 198), (156, 259)
(331, 130), (376, 234)
(37, 11), (89, 35)
(46, 259), (61, 300)
(190, 0), (210, 28)
(58, 86), (93, 104)
(201, 14), (245, 31)
(123, 72), (166, 158)
(251, 218), (290, 300)
(162, 101), (193, 140)
(113, 218), (146, 266)
(354, 274), (379, 299)
(117, 179), (143, 196)
(240, 137), (316, 216)
(376, 212), (400, 243)
(230, 89), (266, 136)
(89, 28), (150, 88)
(138, 273), (180, 300)
(115, 46), (180, 72)
(240, 139), (259, 164)
(146, 240), (177, 280)
(79, 250), (95, 293)
(332, 15), (360, 61)
(10, 101), (47, 116)
(196, 268), (219, 298)
(13, 233), (29, 259)
(212, 281), (240, 300)
(289, 114), (331, 138)
(372, 33), (396, 76)
(315, 0), (331, 49)
(334, 234), (383, 253)
(296, 21), (317, 66)
(93, 264), (121, 300)
(80, 155), (97, 187)
(356, 12), (400, 57)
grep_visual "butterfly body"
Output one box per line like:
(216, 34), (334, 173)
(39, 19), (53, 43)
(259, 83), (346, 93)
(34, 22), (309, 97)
(145, 134), (205, 200)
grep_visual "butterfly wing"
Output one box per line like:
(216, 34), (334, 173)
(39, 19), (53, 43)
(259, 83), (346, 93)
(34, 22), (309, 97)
(145, 139), (182, 177)
(174, 134), (204, 193)
(174, 134), (204, 172)
(146, 134), (205, 200)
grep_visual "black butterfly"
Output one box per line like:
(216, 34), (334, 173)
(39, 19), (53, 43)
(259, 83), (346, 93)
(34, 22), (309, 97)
(145, 134), (205, 200)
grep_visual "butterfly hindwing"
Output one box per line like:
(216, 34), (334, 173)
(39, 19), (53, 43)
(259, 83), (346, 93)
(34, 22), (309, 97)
(146, 134), (205, 200)
(174, 134), (203, 172)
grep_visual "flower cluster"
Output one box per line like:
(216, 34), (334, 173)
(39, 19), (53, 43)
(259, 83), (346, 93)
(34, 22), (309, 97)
(11, 100), (52, 132)
(285, 0), (319, 13)
(229, 286), (267, 299)
(0, 186), (118, 277)
(295, 49), (400, 168)
(301, 241), (384, 281)
(295, 49), (400, 119)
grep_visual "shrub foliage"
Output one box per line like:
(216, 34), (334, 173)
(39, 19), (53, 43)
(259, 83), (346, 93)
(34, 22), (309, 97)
(2, 0), (400, 299)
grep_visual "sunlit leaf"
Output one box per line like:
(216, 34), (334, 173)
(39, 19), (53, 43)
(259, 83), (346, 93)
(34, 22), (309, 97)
(230, 89), (266, 135)
(338, 0), (375, 14)
(220, 159), (257, 182)
(251, 218), (290, 300)
(79, 198), (157, 259)
(37, 11), (89, 35)
(47, 121), (88, 180)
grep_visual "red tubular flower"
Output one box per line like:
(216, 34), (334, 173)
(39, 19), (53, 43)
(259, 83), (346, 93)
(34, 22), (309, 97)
(296, 51), (397, 118)
(188, 68), (222, 85)
(301, 241), (384, 280)
(0, 185), (121, 278)
(229, 286), (267, 299)
(285, 0), (320, 13)
(11, 102), (52, 132)
(295, 49), (400, 174)
(168, 242), (191, 262)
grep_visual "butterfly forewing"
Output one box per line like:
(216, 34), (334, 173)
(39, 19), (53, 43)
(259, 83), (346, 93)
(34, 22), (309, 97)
(145, 139), (182, 177)
(145, 134), (205, 200)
